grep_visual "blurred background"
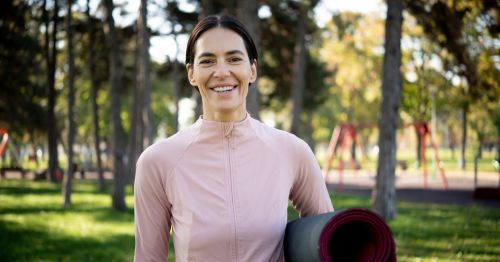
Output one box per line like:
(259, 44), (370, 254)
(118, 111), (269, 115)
(0, 0), (499, 261)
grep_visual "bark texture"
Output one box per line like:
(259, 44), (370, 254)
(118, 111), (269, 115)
(372, 0), (403, 221)
(62, 0), (75, 207)
(237, 0), (261, 119)
(290, 5), (307, 136)
(103, 0), (127, 211)
(86, 0), (105, 192)
(46, 0), (59, 182)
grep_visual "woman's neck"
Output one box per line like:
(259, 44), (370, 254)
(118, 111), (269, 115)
(202, 108), (247, 122)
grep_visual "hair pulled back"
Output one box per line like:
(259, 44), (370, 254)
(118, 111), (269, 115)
(185, 14), (258, 66)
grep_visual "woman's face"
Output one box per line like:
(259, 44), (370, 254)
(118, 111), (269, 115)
(187, 28), (257, 122)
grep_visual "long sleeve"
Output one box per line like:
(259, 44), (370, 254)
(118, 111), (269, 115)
(289, 139), (334, 217)
(134, 150), (172, 262)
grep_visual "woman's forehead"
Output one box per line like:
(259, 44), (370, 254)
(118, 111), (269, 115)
(195, 28), (247, 55)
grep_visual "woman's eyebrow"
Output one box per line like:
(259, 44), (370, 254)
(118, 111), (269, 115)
(196, 50), (244, 60)
(197, 52), (215, 59)
(226, 50), (244, 56)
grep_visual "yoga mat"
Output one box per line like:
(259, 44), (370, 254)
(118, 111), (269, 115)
(284, 208), (396, 262)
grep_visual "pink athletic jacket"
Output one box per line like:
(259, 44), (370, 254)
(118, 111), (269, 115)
(134, 115), (333, 262)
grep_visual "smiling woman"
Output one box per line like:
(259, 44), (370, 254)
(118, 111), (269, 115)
(133, 14), (333, 262)
(186, 27), (256, 122)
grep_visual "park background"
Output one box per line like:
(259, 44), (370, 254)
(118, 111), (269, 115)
(1, 0), (499, 261)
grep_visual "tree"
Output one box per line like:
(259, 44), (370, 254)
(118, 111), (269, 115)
(258, 0), (327, 138)
(372, 0), (403, 220)
(170, 38), (182, 132)
(138, 0), (152, 147)
(86, 0), (105, 192)
(290, 3), (307, 136)
(317, 12), (384, 153)
(0, 0), (46, 138)
(405, 0), (500, 170)
(46, 0), (60, 182)
(103, 0), (127, 211)
(62, 0), (75, 208)
(400, 27), (448, 166)
(128, 0), (152, 184)
(237, 0), (261, 119)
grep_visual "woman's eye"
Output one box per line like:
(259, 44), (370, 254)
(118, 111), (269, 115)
(199, 59), (214, 65)
(228, 57), (243, 63)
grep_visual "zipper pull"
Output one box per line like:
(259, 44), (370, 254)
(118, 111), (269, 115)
(224, 122), (234, 138)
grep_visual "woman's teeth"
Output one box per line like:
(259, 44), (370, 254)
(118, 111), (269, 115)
(213, 86), (235, 92)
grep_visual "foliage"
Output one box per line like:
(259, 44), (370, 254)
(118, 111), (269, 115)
(0, 0), (46, 137)
(260, 0), (327, 113)
(405, 0), (499, 102)
(313, 12), (384, 144)
(1, 179), (500, 261)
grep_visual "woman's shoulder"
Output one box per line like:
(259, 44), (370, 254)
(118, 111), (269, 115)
(138, 125), (199, 166)
(250, 118), (308, 150)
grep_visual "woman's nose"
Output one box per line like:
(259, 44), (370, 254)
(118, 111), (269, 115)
(213, 62), (230, 78)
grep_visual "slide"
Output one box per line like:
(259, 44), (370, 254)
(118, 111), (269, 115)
(284, 208), (396, 262)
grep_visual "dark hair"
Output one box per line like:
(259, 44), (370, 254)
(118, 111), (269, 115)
(185, 14), (258, 66)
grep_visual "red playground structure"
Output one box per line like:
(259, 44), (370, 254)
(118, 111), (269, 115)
(322, 122), (448, 189)
(0, 128), (8, 158)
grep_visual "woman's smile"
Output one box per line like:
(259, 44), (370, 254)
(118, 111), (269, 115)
(210, 85), (238, 94)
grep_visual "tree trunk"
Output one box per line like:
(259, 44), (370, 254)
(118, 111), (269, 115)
(172, 36), (181, 133)
(128, 42), (140, 185)
(237, 0), (260, 119)
(46, 0), (59, 182)
(303, 113), (316, 151)
(139, 0), (152, 148)
(460, 103), (468, 170)
(372, 0), (403, 221)
(195, 0), (214, 119)
(290, 5), (307, 136)
(128, 56), (140, 185)
(103, 0), (127, 211)
(62, 0), (75, 208)
(476, 131), (483, 159)
(128, 0), (151, 185)
(86, 0), (105, 192)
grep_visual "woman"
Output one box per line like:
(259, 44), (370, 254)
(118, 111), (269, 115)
(134, 14), (333, 262)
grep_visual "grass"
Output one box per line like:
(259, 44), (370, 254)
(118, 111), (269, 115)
(1, 179), (499, 261)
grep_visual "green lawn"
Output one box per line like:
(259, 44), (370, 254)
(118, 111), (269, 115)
(1, 179), (499, 261)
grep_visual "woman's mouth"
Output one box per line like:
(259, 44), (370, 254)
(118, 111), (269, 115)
(212, 85), (237, 93)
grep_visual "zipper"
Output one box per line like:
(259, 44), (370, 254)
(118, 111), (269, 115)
(225, 125), (238, 261)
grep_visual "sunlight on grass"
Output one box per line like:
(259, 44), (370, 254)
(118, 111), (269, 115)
(1, 179), (499, 261)
(0, 180), (135, 261)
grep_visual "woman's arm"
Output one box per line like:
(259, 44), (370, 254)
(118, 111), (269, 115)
(289, 139), (333, 217)
(134, 151), (172, 261)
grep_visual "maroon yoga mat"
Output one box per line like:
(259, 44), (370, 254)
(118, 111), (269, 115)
(284, 208), (396, 262)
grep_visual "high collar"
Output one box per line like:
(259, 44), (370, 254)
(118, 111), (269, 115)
(194, 113), (256, 141)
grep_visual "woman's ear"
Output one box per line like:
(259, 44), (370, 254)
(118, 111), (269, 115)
(250, 59), (257, 83)
(186, 63), (197, 86)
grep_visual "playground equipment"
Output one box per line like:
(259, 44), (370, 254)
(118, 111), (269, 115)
(0, 128), (63, 181)
(322, 122), (448, 189)
(0, 128), (29, 179)
(0, 128), (8, 157)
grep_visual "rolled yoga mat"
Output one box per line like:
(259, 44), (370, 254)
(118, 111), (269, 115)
(284, 208), (396, 262)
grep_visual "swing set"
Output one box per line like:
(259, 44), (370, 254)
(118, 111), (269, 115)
(322, 122), (449, 189)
